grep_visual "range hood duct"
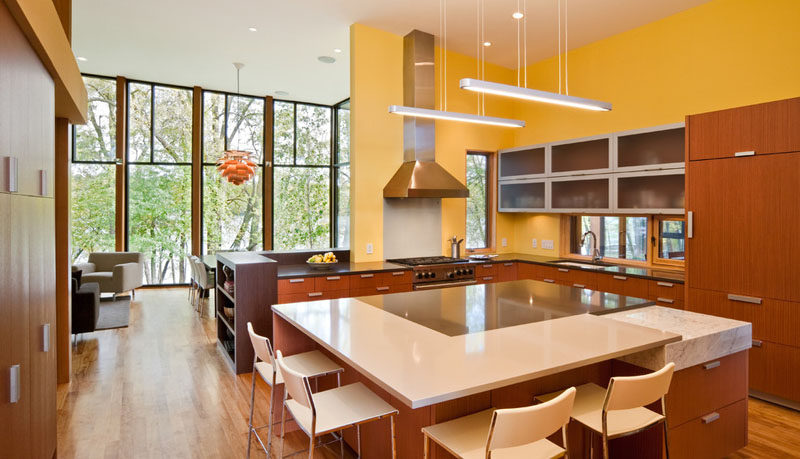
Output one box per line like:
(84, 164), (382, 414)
(383, 30), (469, 199)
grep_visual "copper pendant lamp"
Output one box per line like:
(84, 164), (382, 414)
(217, 62), (255, 185)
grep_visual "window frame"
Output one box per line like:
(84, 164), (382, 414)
(653, 215), (686, 267)
(332, 98), (350, 248)
(465, 150), (496, 254)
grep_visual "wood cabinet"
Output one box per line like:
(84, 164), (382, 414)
(497, 262), (518, 282)
(668, 398), (747, 459)
(749, 340), (800, 401)
(597, 273), (650, 299)
(277, 270), (413, 304)
(687, 97), (800, 161)
(314, 274), (351, 292)
(498, 146), (545, 180)
(648, 280), (684, 308)
(351, 284), (412, 297)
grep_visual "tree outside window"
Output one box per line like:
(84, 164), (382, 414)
(466, 153), (490, 250)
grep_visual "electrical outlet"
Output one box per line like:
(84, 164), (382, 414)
(542, 239), (555, 250)
(531, 238), (537, 248)
(366, 243), (373, 254)
(501, 238), (508, 247)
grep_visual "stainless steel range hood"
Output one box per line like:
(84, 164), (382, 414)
(383, 30), (469, 199)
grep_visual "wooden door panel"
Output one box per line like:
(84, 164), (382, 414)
(277, 277), (314, 294)
(688, 97), (800, 161)
(687, 154), (799, 301)
(667, 398), (747, 459)
(749, 340), (800, 402)
(497, 262), (517, 282)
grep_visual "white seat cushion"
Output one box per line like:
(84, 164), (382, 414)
(537, 383), (664, 438)
(422, 409), (566, 459)
(255, 350), (342, 387)
(285, 382), (398, 436)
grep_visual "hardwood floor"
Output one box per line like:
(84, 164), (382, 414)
(57, 288), (800, 458)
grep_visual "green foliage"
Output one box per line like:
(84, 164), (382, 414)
(70, 164), (115, 262)
(466, 154), (488, 249)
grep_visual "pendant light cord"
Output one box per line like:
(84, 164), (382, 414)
(516, 0), (521, 87)
(557, 0), (561, 94)
(523, 0), (528, 88)
(565, 0), (569, 95)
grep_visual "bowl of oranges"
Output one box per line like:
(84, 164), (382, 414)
(306, 252), (338, 269)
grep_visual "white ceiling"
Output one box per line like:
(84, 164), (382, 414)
(73, 0), (709, 105)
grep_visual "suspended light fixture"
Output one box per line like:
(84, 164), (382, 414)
(217, 63), (256, 186)
(460, 0), (612, 112)
(387, 0), (525, 128)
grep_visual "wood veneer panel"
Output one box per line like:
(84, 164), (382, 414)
(314, 274), (351, 292)
(277, 277), (314, 294)
(350, 284), (411, 297)
(190, 86), (202, 256)
(263, 96), (273, 250)
(597, 272), (649, 298)
(688, 97), (800, 161)
(648, 279), (684, 302)
(497, 262), (518, 282)
(749, 340), (800, 402)
(474, 263), (498, 277)
(376, 270), (412, 285)
(54, 117), (71, 384)
(686, 154), (800, 302)
(114, 76), (126, 251)
(668, 398), (748, 458)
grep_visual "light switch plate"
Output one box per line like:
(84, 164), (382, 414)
(531, 238), (537, 248)
(542, 239), (555, 250)
(366, 243), (373, 254)
(501, 238), (507, 247)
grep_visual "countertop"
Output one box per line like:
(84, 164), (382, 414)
(272, 280), (681, 409)
(605, 306), (752, 371)
(276, 252), (684, 283)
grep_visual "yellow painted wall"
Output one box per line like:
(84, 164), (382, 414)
(511, 0), (800, 255)
(350, 24), (520, 262)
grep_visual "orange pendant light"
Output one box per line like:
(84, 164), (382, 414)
(217, 62), (256, 186)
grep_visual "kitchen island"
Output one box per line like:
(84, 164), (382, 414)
(270, 279), (748, 458)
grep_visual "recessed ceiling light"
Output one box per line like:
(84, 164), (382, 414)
(512, 11), (524, 19)
(275, 90), (289, 97)
(248, 27), (257, 32)
(333, 48), (342, 53)
(483, 41), (492, 47)
(318, 56), (336, 64)
(77, 56), (87, 61)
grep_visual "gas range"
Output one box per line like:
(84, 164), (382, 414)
(386, 256), (477, 290)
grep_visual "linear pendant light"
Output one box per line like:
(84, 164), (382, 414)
(388, 105), (525, 128)
(459, 78), (611, 111)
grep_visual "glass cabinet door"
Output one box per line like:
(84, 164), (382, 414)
(498, 180), (546, 211)
(616, 127), (685, 170)
(616, 171), (685, 213)
(499, 147), (545, 179)
(551, 176), (610, 211)
(551, 137), (610, 174)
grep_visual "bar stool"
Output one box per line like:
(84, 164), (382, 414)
(421, 387), (576, 459)
(276, 349), (400, 458)
(246, 322), (344, 459)
(536, 362), (675, 459)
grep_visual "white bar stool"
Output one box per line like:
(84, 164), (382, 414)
(246, 322), (344, 459)
(421, 387), (576, 459)
(276, 349), (399, 458)
(536, 362), (675, 459)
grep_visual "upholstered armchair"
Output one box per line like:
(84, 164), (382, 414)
(73, 252), (144, 298)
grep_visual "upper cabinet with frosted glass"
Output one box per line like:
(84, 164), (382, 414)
(614, 123), (685, 171)
(498, 145), (547, 180)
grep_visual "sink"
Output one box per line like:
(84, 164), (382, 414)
(550, 260), (613, 270)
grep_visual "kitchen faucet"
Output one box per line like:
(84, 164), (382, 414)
(580, 231), (603, 262)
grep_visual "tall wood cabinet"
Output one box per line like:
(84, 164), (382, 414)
(0, 2), (58, 457)
(686, 97), (800, 405)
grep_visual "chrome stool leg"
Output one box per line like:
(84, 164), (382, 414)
(247, 364), (257, 458)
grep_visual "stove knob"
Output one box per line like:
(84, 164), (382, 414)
(448, 272), (454, 279)
(467, 268), (473, 275)
(416, 272), (423, 279)
(423, 272), (430, 278)
(431, 272), (436, 278)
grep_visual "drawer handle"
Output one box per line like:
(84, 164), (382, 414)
(656, 297), (674, 304)
(326, 276), (341, 281)
(734, 150), (755, 157)
(613, 275), (627, 281)
(10, 364), (20, 403)
(391, 271), (405, 276)
(308, 292), (323, 297)
(573, 283), (585, 288)
(503, 263), (513, 267)
(483, 264), (494, 268)
(727, 294), (762, 305)
(701, 412), (720, 424)
(558, 268), (569, 273)
(703, 361), (720, 370)
(752, 339), (763, 348)
(483, 276), (493, 281)
(543, 278), (555, 283)
(3, 157), (18, 193)
(289, 279), (305, 284)
(360, 274), (374, 278)
(376, 286), (390, 291)
(42, 323), (50, 352)
(657, 281), (674, 288)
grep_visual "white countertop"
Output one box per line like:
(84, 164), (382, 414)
(605, 306), (752, 371)
(273, 298), (681, 408)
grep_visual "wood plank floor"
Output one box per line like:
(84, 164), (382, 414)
(57, 288), (800, 458)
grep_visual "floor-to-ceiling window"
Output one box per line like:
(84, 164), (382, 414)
(201, 92), (265, 254)
(71, 76), (117, 263)
(333, 99), (350, 248)
(126, 82), (193, 284)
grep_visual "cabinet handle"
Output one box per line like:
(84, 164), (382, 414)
(613, 275), (627, 281)
(657, 281), (674, 288)
(10, 364), (20, 403)
(657, 297), (674, 304)
(573, 283), (586, 288)
(360, 274), (374, 278)
(543, 278), (555, 283)
(752, 339), (763, 347)
(39, 170), (47, 196)
(289, 279), (305, 284)
(42, 323), (50, 352)
(3, 157), (18, 193)
(503, 263), (513, 267)
(391, 271), (405, 276)
(734, 150), (755, 157)
(701, 412), (720, 424)
(483, 276), (494, 281)
(376, 286), (390, 291)
(687, 211), (693, 238)
(703, 360), (720, 370)
(325, 276), (341, 281)
(727, 294), (762, 305)
(308, 292), (323, 297)
(483, 264), (494, 269)
(558, 268), (569, 273)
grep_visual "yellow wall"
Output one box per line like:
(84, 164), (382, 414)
(350, 23), (520, 261)
(511, 0), (800, 255)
